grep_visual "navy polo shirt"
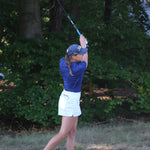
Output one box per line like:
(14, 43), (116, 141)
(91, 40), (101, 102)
(59, 57), (86, 92)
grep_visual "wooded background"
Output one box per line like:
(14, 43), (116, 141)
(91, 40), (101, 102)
(0, 0), (150, 127)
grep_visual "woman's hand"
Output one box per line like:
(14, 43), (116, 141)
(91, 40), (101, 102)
(80, 34), (87, 48)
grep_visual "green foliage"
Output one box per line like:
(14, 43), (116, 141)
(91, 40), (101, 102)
(0, 0), (18, 44)
(80, 93), (109, 122)
(84, 0), (150, 119)
(81, 69), (150, 123)
(16, 84), (62, 126)
(0, 35), (67, 126)
(128, 72), (150, 113)
(81, 93), (132, 123)
(1, 0), (150, 126)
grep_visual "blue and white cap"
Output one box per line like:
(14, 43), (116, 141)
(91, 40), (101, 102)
(66, 44), (88, 56)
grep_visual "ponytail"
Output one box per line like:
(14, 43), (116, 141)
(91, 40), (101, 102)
(65, 54), (73, 76)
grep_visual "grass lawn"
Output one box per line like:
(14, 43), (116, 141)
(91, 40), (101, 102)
(0, 119), (150, 150)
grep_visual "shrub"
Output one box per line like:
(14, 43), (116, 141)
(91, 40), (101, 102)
(0, 36), (65, 126)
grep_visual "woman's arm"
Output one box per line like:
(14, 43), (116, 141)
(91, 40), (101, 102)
(83, 52), (88, 68)
(80, 35), (88, 68)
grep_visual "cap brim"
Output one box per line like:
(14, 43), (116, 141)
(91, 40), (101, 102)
(78, 48), (88, 55)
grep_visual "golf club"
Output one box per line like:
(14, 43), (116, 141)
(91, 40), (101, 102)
(57, 0), (81, 36)
(57, 0), (88, 47)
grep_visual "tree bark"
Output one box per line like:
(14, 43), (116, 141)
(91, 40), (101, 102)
(0, 25), (3, 47)
(104, 0), (112, 24)
(19, 0), (42, 40)
(49, 0), (63, 32)
(71, 3), (80, 17)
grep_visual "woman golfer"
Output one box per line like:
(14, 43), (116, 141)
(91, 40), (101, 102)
(43, 34), (88, 150)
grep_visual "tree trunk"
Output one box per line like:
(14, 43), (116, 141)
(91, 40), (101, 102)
(0, 25), (3, 47)
(104, 0), (112, 24)
(49, 0), (63, 32)
(71, 3), (80, 17)
(19, 0), (42, 40)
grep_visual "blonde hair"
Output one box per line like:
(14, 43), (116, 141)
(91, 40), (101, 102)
(65, 54), (73, 76)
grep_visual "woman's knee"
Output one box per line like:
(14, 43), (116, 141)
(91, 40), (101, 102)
(59, 116), (78, 139)
(69, 117), (78, 138)
(58, 130), (68, 139)
(68, 127), (77, 139)
(59, 126), (77, 140)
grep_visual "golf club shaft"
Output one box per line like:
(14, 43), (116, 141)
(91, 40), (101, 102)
(57, 0), (81, 36)
(57, 0), (88, 47)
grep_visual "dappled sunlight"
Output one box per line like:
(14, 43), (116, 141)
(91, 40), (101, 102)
(86, 144), (133, 150)
(83, 87), (137, 100)
(0, 80), (16, 92)
(97, 96), (112, 100)
(85, 143), (150, 150)
(87, 144), (113, 150)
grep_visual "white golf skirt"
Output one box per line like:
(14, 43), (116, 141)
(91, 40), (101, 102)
(58, 90), (81, 117)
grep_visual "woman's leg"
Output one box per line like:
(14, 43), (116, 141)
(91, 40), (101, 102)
(66, 117), (78, 150)
(43, 116), (77, 150)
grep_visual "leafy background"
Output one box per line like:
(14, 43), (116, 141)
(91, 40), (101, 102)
(0, 0), (150, 127)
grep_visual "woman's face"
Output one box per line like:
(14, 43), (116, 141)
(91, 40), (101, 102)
(72, 54), (84, 62)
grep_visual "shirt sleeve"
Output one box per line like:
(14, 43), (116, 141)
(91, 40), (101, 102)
(71, 61), (86, 76)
